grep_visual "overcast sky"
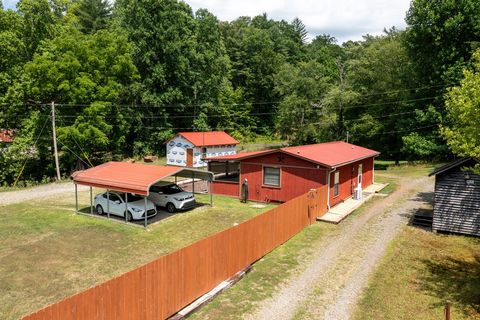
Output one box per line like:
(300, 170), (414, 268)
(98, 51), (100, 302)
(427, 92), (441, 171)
(2, 0), (412, 43)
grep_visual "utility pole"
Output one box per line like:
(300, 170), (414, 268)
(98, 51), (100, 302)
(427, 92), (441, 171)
(347, 131), (349, 143)
(51, 101), (61, 181)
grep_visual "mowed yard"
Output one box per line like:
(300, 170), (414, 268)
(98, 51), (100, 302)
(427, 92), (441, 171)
(354, 223), (480, 319)
(0, 189), (274, 319)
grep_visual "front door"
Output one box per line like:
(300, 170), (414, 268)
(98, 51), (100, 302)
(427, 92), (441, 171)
(186, 148), (193, 167)
(358, 164), (363, 190)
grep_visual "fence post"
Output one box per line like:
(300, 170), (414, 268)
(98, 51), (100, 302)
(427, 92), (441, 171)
(444, 300), (451, 320)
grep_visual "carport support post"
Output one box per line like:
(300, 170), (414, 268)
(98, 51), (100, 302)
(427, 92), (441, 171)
(192, 172), (195, 194)
(144, 197), (148, 228)
(125, 192), (128, 223)
(209, 180), (213, 207)
(75, 183), (78, 213)
(106, 190), (110, 219)
(89, 186), (93, 215)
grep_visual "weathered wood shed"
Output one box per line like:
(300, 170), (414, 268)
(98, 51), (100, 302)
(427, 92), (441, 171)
(429, 158), (480, 236)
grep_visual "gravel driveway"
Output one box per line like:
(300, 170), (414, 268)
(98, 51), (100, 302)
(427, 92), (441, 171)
(0, 182), (88, 206)
(246, 175), (433, 320)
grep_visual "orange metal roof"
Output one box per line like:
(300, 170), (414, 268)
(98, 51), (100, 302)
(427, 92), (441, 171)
(72, 162), (212, 196)
(178, 131), (239, 147)
(204, 141), (379, 168)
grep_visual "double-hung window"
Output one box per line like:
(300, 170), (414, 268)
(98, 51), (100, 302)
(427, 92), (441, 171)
(263, 167), (280, 187)
(333, 171), (340, 197)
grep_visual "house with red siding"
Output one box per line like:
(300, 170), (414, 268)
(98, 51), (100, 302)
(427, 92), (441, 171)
(205, 141), (379, 212)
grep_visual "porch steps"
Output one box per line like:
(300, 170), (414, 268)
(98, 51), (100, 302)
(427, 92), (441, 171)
(317, 183), (388, 224)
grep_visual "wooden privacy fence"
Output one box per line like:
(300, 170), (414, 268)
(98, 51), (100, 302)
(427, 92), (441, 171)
(23, 186), (327, 320)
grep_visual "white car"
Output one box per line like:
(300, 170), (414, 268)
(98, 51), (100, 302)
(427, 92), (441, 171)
(94, 192), (157, 221)
(148, 182), (196, 213)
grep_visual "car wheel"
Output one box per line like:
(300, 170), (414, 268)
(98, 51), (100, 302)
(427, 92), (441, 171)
(96, 205), (104, 215)
(166, 203), (176, 213)
(125, 211), (133, 222)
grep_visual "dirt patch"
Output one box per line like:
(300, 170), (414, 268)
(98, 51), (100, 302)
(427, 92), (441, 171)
(245, 175), (434, 320)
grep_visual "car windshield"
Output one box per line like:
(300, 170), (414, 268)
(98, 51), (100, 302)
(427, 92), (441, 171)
(115, 193), (144, 202)
(151, 184), (184, 195)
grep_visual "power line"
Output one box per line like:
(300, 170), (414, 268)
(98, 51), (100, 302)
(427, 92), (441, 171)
(13, 116), (50, 187)
(353, 124), (438, 137)
(57, 117), (94, 167)
(56, 139), (91, 168)
(45, 95), (442, 124)
(3, 82), (451, 110)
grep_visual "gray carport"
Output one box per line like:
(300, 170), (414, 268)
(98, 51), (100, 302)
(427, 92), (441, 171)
(71, 162), (214, 228)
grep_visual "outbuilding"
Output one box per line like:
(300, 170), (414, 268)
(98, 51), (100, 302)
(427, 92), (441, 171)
(205, 141), (379, 212)
(166, 131), (239, 167)
(429, 158), (480, 236)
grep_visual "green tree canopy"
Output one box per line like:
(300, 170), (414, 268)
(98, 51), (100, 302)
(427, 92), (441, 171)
(442, 49), (480, 163)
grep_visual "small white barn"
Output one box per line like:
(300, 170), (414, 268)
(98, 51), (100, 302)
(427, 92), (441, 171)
(166, 131), (239, 168)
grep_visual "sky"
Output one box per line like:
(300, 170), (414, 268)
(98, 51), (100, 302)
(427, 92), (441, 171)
(2, 0), (412, 43)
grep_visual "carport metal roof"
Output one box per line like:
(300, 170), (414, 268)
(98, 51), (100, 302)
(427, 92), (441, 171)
(72, 161), (214, 196)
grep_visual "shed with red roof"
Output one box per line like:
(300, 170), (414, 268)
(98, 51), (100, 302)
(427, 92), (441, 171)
(205, 141), (379, 214)
(166, 131), (239, 168)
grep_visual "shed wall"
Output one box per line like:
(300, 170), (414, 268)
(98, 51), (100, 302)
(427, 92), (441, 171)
(433, 167), (480, 236)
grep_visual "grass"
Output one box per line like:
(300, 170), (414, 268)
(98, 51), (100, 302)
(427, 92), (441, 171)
(190, 222), (339, 320)
(353, 227), (480, 320)
(0, 191), (274, 320)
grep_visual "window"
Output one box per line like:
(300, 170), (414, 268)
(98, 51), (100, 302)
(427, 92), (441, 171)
(358, 164), (363, 185)
(333, 171), (340, 197)
(263, 167), (280, 187)
(201, 147), (207, 158)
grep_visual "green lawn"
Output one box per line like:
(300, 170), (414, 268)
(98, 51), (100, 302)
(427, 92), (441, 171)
(0, 190), (274, 319)
(354, 227), (480, 320)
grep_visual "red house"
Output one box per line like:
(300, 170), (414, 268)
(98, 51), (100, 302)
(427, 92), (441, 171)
(205, 141), (379, 212)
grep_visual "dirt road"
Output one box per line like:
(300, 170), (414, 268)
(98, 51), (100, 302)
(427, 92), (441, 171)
(246, 175), (433, 320)
(0, 182), (87, 206)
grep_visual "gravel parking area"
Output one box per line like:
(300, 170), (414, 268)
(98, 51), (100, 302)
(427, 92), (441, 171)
(0, 182), (88, 207)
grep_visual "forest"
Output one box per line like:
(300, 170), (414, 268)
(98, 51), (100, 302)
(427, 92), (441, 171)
(0, 0), (479, 185)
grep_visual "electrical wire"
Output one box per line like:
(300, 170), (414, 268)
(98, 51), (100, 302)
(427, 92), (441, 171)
(13, 116), (50, 187)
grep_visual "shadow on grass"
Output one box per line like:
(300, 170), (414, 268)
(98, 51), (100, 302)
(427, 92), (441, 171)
(413, 191), (434, 204)
(397, 192), (434, 223)
(419, 254), (480, 317)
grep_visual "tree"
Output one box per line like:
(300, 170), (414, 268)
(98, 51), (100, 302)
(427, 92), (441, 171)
(17, 0), (58, 59)
(292, 17), (308, 44)
(274, 61), (334, 144)
(342, 30), (446, 161)
(0, 7), (28, 129)
(442, 49), (480, 168)
(72, 0), (112, 34)
(405, 0), (480, 92)
(18, 28), (139, 171)
(306, 34), (343, 79)
(116, 0), (197, 106)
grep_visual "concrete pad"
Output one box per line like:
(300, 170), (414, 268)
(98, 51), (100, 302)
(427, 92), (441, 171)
(318, 183), (388, 224)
